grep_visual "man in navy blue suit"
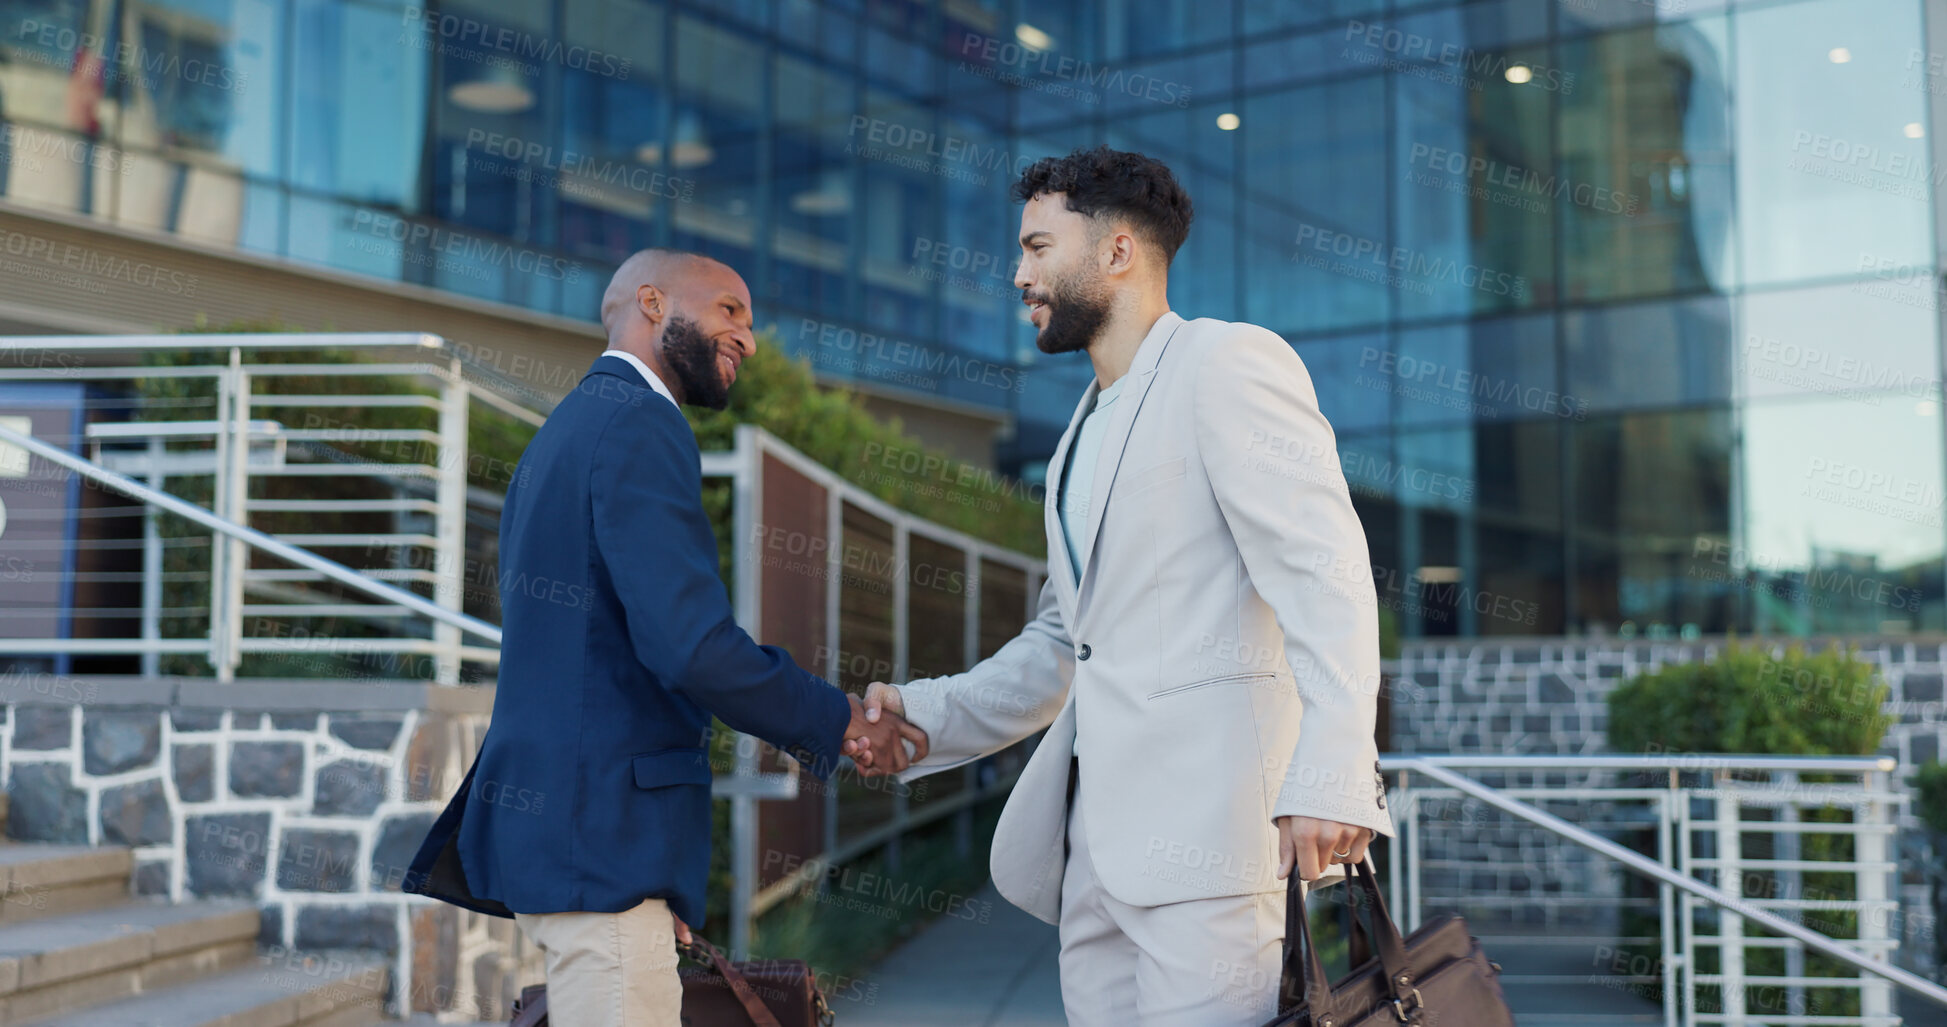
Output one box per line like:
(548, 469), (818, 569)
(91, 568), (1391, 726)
(405, 249), (927, 1026)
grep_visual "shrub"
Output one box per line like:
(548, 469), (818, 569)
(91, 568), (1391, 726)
(1606, 638), (1890, 758)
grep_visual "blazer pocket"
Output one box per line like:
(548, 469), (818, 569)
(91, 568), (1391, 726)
(1146, 671), (1277, 701)
(1116, 456), (1186, 497)
(632, 747), (713, 789)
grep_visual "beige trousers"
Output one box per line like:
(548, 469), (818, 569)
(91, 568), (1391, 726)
(513, 896), (683, 1027)
(1058, 775), (1286, 1027)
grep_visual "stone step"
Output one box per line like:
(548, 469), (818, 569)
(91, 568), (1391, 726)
(14, 949), (388, 1027)
(0, 898), (260, 1022)
(0, 842), (134, 924)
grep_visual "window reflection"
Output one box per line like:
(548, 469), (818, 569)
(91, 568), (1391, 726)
(1242, 76), (1388, 334)
(1735, 397), (1944, 635)
(1558, 18), (1734, 301)
(1564, 295), (1731, 414)
(1734, 0), (1929, 287)
(1571, 409), (1735, 637)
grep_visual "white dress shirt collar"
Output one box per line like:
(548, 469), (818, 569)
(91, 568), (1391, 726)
(600, 349), (679, 409)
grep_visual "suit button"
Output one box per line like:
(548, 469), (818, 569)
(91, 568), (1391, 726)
(1077, 644), (1092, 661)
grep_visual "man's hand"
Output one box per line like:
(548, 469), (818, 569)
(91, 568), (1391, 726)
(671, 910), (693, 946)
(1277, 815), (1374, 882)
(860, 682), (930, 776)
(843, 693), (927, 775)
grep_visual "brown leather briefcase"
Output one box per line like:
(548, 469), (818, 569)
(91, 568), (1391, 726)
(1260, 855), (1515, 1027)
(508, 935), (833, 1026)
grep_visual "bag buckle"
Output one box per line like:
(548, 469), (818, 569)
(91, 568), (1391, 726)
(1391, 986), (1424, 1023)
(814, 989), (836, 1026)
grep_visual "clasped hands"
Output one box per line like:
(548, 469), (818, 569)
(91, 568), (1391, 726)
(837, 684), (928, 775)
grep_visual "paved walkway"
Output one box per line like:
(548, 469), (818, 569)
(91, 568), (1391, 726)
(828, 882), (1065, 1026)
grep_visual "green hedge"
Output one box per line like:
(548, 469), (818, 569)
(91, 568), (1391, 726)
(1606, 639), (1890, 759)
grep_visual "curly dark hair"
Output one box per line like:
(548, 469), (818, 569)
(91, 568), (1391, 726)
(1011, 145), (1195, 265)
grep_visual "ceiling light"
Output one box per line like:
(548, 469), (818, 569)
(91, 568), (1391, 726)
(1216, 112), (1240, 131)
(1504, 65), (1534, 84)
(1829, 47), (1852, 63)
(1015, 23), (1052, 51)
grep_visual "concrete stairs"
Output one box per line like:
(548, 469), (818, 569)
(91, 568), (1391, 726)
(1463, 928), (1665, 1027)
(0, 792), (393, 1026)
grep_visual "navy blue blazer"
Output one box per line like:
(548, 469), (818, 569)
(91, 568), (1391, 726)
(403, 355), (852, 925)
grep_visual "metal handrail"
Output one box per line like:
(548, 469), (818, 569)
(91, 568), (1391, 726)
(1392, 757), (1947, 1009)
(1379, 754), (1896, 773)
(0, 421), (502, 646)
(1, 332), (445, 352)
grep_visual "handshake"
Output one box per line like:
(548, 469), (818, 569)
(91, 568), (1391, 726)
(836, 682), (924, 776)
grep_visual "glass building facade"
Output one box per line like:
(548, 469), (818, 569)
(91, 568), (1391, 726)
(0, 0), (1942, 640)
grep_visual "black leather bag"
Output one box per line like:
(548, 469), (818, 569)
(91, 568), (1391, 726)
(508, 934), (833, 1026)
(1260, 856), (1515, 1027)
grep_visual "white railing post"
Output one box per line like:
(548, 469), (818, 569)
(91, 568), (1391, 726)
(433, 361), (468, 685)
(1679, 780), (1699, 1027)
(1716, 768), (1747, 1025)
(730, 425), (761, 960)
(208, 361), (233, 677)
(822, 481), (842, 866)
(1779, 770), (1805, 1020)
(1659, 781), (1679, 1027)
(214, 351), (251, 681)
(1860, 769), (1894, 1020)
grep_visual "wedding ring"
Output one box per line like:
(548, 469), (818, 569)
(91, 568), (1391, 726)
(1332, 848), (1352, 859)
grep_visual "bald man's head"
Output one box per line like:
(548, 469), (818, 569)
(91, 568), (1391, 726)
(599, 248), (756, 410)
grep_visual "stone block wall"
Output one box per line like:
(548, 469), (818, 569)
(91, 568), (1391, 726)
(0, 673), (541, 1021)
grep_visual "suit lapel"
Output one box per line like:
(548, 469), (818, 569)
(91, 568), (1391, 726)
(1043, 381), (1098, 618)
(1074, 313), (1184, 604)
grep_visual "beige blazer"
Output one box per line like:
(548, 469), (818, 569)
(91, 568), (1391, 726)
(895, 310), (1396, 924)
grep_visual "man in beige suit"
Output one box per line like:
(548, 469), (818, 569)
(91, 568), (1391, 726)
(861, 146), (1398, 1025)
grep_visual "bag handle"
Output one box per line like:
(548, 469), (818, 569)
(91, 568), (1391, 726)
(678, 937), (785, 1027)
(1278, 855), (1422, 1024)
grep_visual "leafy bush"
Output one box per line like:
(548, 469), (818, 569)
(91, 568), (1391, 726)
(1910, 760), (1947, 836)
(1606, 638), (1890, 758)
(685, 340), (1043, 557)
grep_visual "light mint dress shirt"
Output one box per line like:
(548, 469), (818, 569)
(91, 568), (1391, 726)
(1059, 374), (1125, 757)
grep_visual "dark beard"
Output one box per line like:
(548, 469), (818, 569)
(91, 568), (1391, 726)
(660, 316), (730, 410)
(1031, 272), (1111, 356)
